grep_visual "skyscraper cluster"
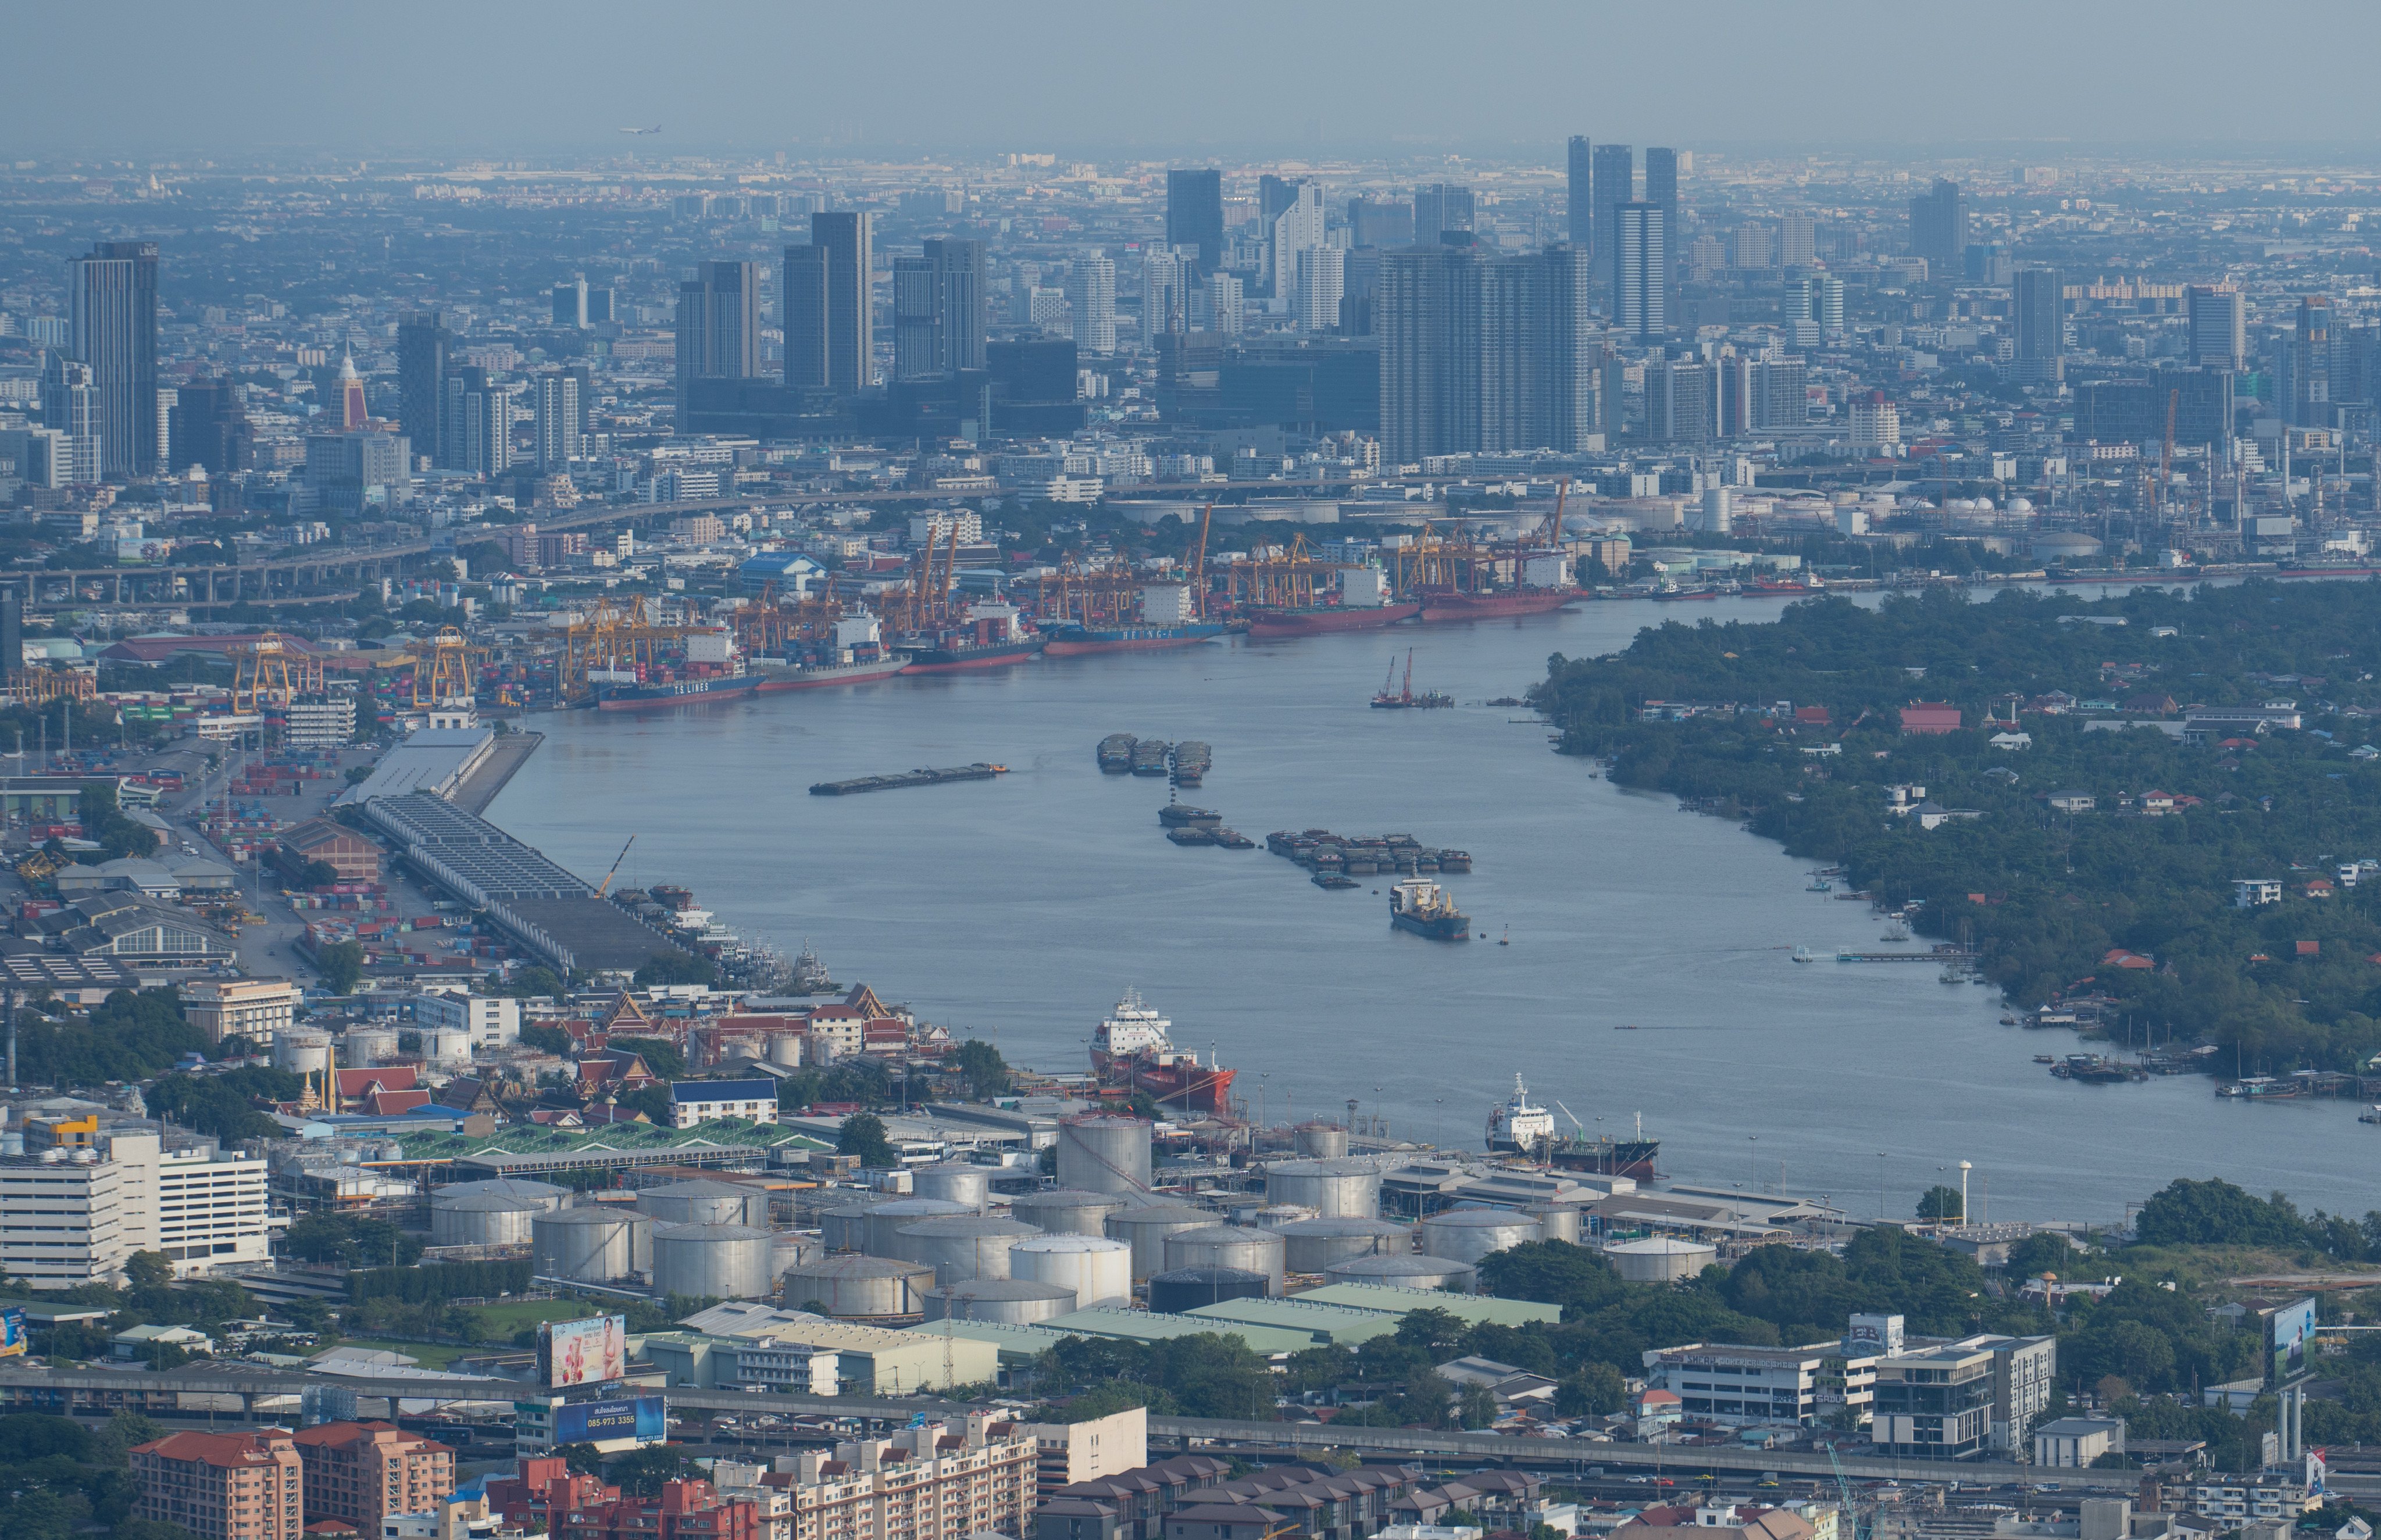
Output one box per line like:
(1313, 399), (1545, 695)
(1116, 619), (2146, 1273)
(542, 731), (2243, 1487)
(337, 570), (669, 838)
(1379, 242), (1600, 465)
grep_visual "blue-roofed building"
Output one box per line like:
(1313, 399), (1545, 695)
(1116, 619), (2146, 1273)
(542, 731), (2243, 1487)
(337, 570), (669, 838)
(670, 1078), (781, 1129)
(738, 552), (823, 596)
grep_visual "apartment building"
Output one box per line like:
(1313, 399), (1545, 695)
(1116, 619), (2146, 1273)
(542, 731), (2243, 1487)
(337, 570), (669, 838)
(180, 978), (302, 1045)
(292, 1421), (455, 1531)
(1640, 1341), (1877, 1428)
(766, 1415), (1037, 1540)
(1867, 1333), (2057, 1459)
(131, 1430), (305, 1540)
(0, 1124), (276, 1287)
(555, 1479), (761, 1540)
(412, 990), (521, 1052)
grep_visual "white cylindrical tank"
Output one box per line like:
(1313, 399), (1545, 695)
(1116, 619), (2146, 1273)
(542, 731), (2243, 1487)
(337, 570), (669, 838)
(437, 1178), (568, 1212)
(1526, 1204), (1583, 1245)
(820, 1198), (883, 1252)
(864, 1198), (973, 1258)
(419, 1026), (473, 1064)
(341, 1027), (399, 1066)
(1293, 1122), (1350, 1159)
(1163, 1225), (1285, 1295)
(1604, 1236), (1718, 1283)
(766, 1034), (805, 1067)
(922, 1278), (1078, 1325)
(781, 1254), (935, 1321)
(911, 1163), (992, 1212)
(772, 1232), (819, 1285)
(637, 1179), (768, 1228)
(272, 1028), (334, 1077)
(1277, 1217), (1413, 1275)
(1008, 1189), (1124, 1237)
(1322, 1252), (1477, 1292)
(652, 1222), (776, 1300)
(533, 1207), (652, 1284)
(1417, 1209), (1541, 1264)
(1247, 1204), (1318, 1230)
(429, 1192), (540, 1247)
(1263, 1159), (1382, 1219)
(1106, 1202), (1216, 1281)
(1011, 1234), (1133, 1307)
(1056, 1114), (1152, 1196)
(894, 1216), (1038, 1285)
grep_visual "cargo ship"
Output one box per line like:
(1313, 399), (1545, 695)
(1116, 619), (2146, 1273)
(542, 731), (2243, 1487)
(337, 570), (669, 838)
(1044, 621), (1230, 656)
(899, 603), (1045, 672)
(1486, 1074), (1659, 1178)
(1169, 741), (1211, 785)
(1388, 876), (1470, 941)
(1415, 587), (1578, 621)
(754, 612), (911, 691)
(1090, 989), (1236, 1113)
(596, 672), (760, 712)
(1098, 734), (1137, 772)
(1245, 602), (1420, 639)
(1130, 739), (1171, 776)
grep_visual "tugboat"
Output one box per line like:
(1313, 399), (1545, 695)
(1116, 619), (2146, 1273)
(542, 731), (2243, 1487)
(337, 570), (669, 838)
(1371, 651), (1455, 709)
(1388, 876), (1470, 940)
(1090, 990), (1236, 1113)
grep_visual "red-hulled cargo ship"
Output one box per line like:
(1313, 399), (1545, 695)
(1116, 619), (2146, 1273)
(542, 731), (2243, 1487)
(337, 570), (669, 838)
(1415, 587), (1579, 621)
(1090, 989), (1236, 1114)
(1244, 602), (1420, 639)
(900, 602), (1046, 673)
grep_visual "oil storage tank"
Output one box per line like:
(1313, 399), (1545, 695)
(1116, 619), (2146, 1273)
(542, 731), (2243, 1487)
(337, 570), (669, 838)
(1106, 1202), (1215, 1281)
(1293, 1122), (1350, 1159)
(911, 1163), (992, 1211)
(1525, 1204), (1583, 1244)
(1163, 1225), (1284, 1294)
(1011, 1234), (1133, 1307)
(342, 1027), (400, 1066)
(438, 1177), (567, 1213)
(430, 1192), (540, 1247)
(923, 1278), (1076, 1324)
(1148, 1267), (1269, 1315)
(894, 1215), (1038, 1285)
(820, 1197), (885, 1252)
(1056, 1114), (1152, 1196)
(652, 1222), (776, 1299)
(637, 1178), (768, 1228)
(1604, 1237), (1716, 1282)
(781, 1254), (935, 1321)
(1008, 1189), (1123, 1237)
(863, 1197), (973, 1257)
(1322, 1252), (1477, 1292)
(272, 1028), (334, 1077)
(1263, 1159), (1381, 1219)
(1417, 1209), (1540, 1265)
(533, 1206), (652, 1284)
(1277, 1217), (1412, 1274)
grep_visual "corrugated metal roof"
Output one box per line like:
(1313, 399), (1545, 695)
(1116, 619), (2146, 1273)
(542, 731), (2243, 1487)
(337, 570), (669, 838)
(1037, 1307), (1317, 1356)
(1180, 1297), (1404, 1344)
(1291, 1282), (1560, 1326)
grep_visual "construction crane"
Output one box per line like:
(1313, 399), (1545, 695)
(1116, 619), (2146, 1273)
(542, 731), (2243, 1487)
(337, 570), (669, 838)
(597, 835), (637, 898)
(1189, 502), (1215, 618)
(1825, 1441), (1868, 1540)
(1544, 476), (1570, 549)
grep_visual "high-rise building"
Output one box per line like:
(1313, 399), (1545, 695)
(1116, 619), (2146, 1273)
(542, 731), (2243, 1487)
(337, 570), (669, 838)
(303, 431), (411, 515)
(330, 354), (367, 430)
(1379, 242), (1598, 466)
(130, 1430), (303, 1540)
(1205, 271), (1243, 337)
(396, 311), (451, 464)
(1780, 213), (1817, 270)
(155, 386), (174, 473)
(1719, 355), (1809, 436)
(1142, 250), (1190, 345)
(292, 1422), (455, 1533)
(1567, 135), (1594, 249)
(40, 353), (105, 482)
(552, 276), (589, 328)
(1294, 246), (1345, 333)
(1644, 148), (1680, 237)
(2012, 265), (2064, 371)
(1165, 169), (1225, 271)
(67, 239), (158, 476)
(1592, 144), (1634, 275)
(533, 374), (581, 469)
(1340, 245), (1383, 336)
(587, 285), (615, 324)
(891, 237), (987, 381)
(1265, 179), (1326, 302)
(442, 367), (514, 478)
(1348, 197), (1415, 249)
(2188, 284), (2247, 370)
(2286, 295), (2334, 427)
(1793, 274), (1844, 335)
(784, 212), (874, 392)
(1413, 183), (1476, 243)
(1645, 358), (1718, 444)
(1908, 179), (1968, 270)
(675, 260), (761, 417)
(1068, 255), (1116, 356)
(1614, 202), (1665, 341)
(167, 377), (252, 476)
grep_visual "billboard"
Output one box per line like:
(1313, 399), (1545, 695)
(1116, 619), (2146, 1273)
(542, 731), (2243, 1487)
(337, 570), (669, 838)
(538, 1316), (627, 1389)
(554, 1396), (666, 1448)
(0, 1308), (25, 1357)
(2269, 1296), (2318, 1387)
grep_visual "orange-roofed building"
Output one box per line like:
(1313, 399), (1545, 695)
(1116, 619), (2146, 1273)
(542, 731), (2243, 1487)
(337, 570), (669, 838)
(291, 1422), (454, 1531)
(131, 1430), (305, 1540)
(1898, 702), (1962, 735)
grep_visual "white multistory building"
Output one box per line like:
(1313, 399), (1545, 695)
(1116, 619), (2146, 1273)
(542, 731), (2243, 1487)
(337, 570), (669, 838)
(412, 991), (520, 1052)
(0, 1118), (277, 1287)
(1295, 245), (1346, 332)
(1067, 256), (1115, 357)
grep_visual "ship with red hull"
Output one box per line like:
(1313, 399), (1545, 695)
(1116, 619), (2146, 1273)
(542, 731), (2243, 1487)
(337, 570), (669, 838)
(899, 602), (1045, 672)
(1244, 602), (1420, 638)
(1416, 587), (1579, 621)
(1090, 989), (1236, 1114)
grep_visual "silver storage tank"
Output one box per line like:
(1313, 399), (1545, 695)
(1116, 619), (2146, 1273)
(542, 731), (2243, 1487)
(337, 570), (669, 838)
(781, 1253), (936, 1321)
(1009, 1234), (1134, 1307)
(771, 1232), (820, 1285)
(429, 1192), (541, 1247)
(1056, 1114), (1152, 1195)
(437, 1177), (568, 1212)
(342, 1027), (400, 1065)
(1294, 1121), (1350, 1159)
(1243, 1204), (1319, 1230)
(1008, 1188), (1124, 1237)
(1526, 1203), (1583, 1244)
(1277, 1217), (1414, 1274)
(922, 1278), (1077, 1325)
(894, 1215), (1038, 1285)
(820, 1197), (884, 1252)
(652, 1222), (776, 1300)
(637, 1178), (768, 1228)
(1604, 1237), (1718, 1282)
(1148, 1267), (1270, 1315)
(1265, 1158), (1382, 1218)
(272, 1028), (334, 1077)
(911, 1163), (992, 1212)
(863, 1197), (973, 1258)
(1418, 1208), (1541, 1265)
(1106, 1202), (1216, 1281)
(1322, 1252), (1478, 1292)
(533, 1207), (654, 1284)
(1163, 1224), (1285, 1295)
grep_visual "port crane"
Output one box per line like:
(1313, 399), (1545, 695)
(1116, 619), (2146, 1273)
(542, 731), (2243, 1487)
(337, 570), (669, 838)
(556, 595), (702, 704)
(1189, 502), (1214, 618)
(229, 632), (326, 713)
(597, 835), (637, 898)
(1214, 533), (1359, 609)
(413, 626), (483, 710)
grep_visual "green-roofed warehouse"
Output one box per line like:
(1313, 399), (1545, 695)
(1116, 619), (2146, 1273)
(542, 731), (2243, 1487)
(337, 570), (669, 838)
(1182, 1296), (1405, 1345)
(1291, 1281), (1559, 1327)
(898, 1317), (1070, 1365)
(1037, 1307), (1319, 1356)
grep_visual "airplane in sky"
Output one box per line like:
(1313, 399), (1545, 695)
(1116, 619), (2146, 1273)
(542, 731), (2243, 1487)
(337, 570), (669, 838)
(619, 124), (661, 135)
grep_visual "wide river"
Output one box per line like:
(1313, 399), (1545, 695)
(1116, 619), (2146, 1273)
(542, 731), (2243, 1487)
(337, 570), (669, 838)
(490, 593), (2378, 1224)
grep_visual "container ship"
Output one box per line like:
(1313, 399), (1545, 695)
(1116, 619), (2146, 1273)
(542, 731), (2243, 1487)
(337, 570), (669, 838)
(1388, 876), (1470, 940)
(754, 612), (911, 692)
(1245, 602), (1420, 638)
(899, 603), (1045, 672)
(596, 672), (759, 712)
(1090, 989), (1236, 1114)
(1485, 1074), (1659, 1178)
(1044, 621), (1230, 656)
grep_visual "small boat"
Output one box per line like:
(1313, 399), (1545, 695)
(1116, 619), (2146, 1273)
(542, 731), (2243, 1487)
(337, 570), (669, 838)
(2033, 1055), (2056, 1064)
(1498, 927), (1510, 946)
(1312, 872), (1358, 890)
(2361, 1105), (2381, 1125)
(1615, 1023), (1640, 1031)
(1791, 946), (1816, 963)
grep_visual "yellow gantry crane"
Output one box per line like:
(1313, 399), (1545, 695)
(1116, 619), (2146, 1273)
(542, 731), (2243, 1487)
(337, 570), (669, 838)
(413, 626), (484, 709)
(229, 632), (325, 712)
(556, 595), (702, 703)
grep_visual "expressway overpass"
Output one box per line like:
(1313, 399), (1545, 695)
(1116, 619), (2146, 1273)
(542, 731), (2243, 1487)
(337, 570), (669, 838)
(0, 1365), (2146, 1492)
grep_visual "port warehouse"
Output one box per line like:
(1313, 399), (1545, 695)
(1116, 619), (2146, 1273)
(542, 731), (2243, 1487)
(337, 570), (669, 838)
(359, 791), (692, 974)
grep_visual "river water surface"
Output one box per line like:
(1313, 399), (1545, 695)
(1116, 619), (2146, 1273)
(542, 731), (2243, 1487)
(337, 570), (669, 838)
(490, 594), (2376, 1223)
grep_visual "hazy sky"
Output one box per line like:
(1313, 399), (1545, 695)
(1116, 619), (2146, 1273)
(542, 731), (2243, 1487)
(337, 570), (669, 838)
(15, 1), (2381, 161)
